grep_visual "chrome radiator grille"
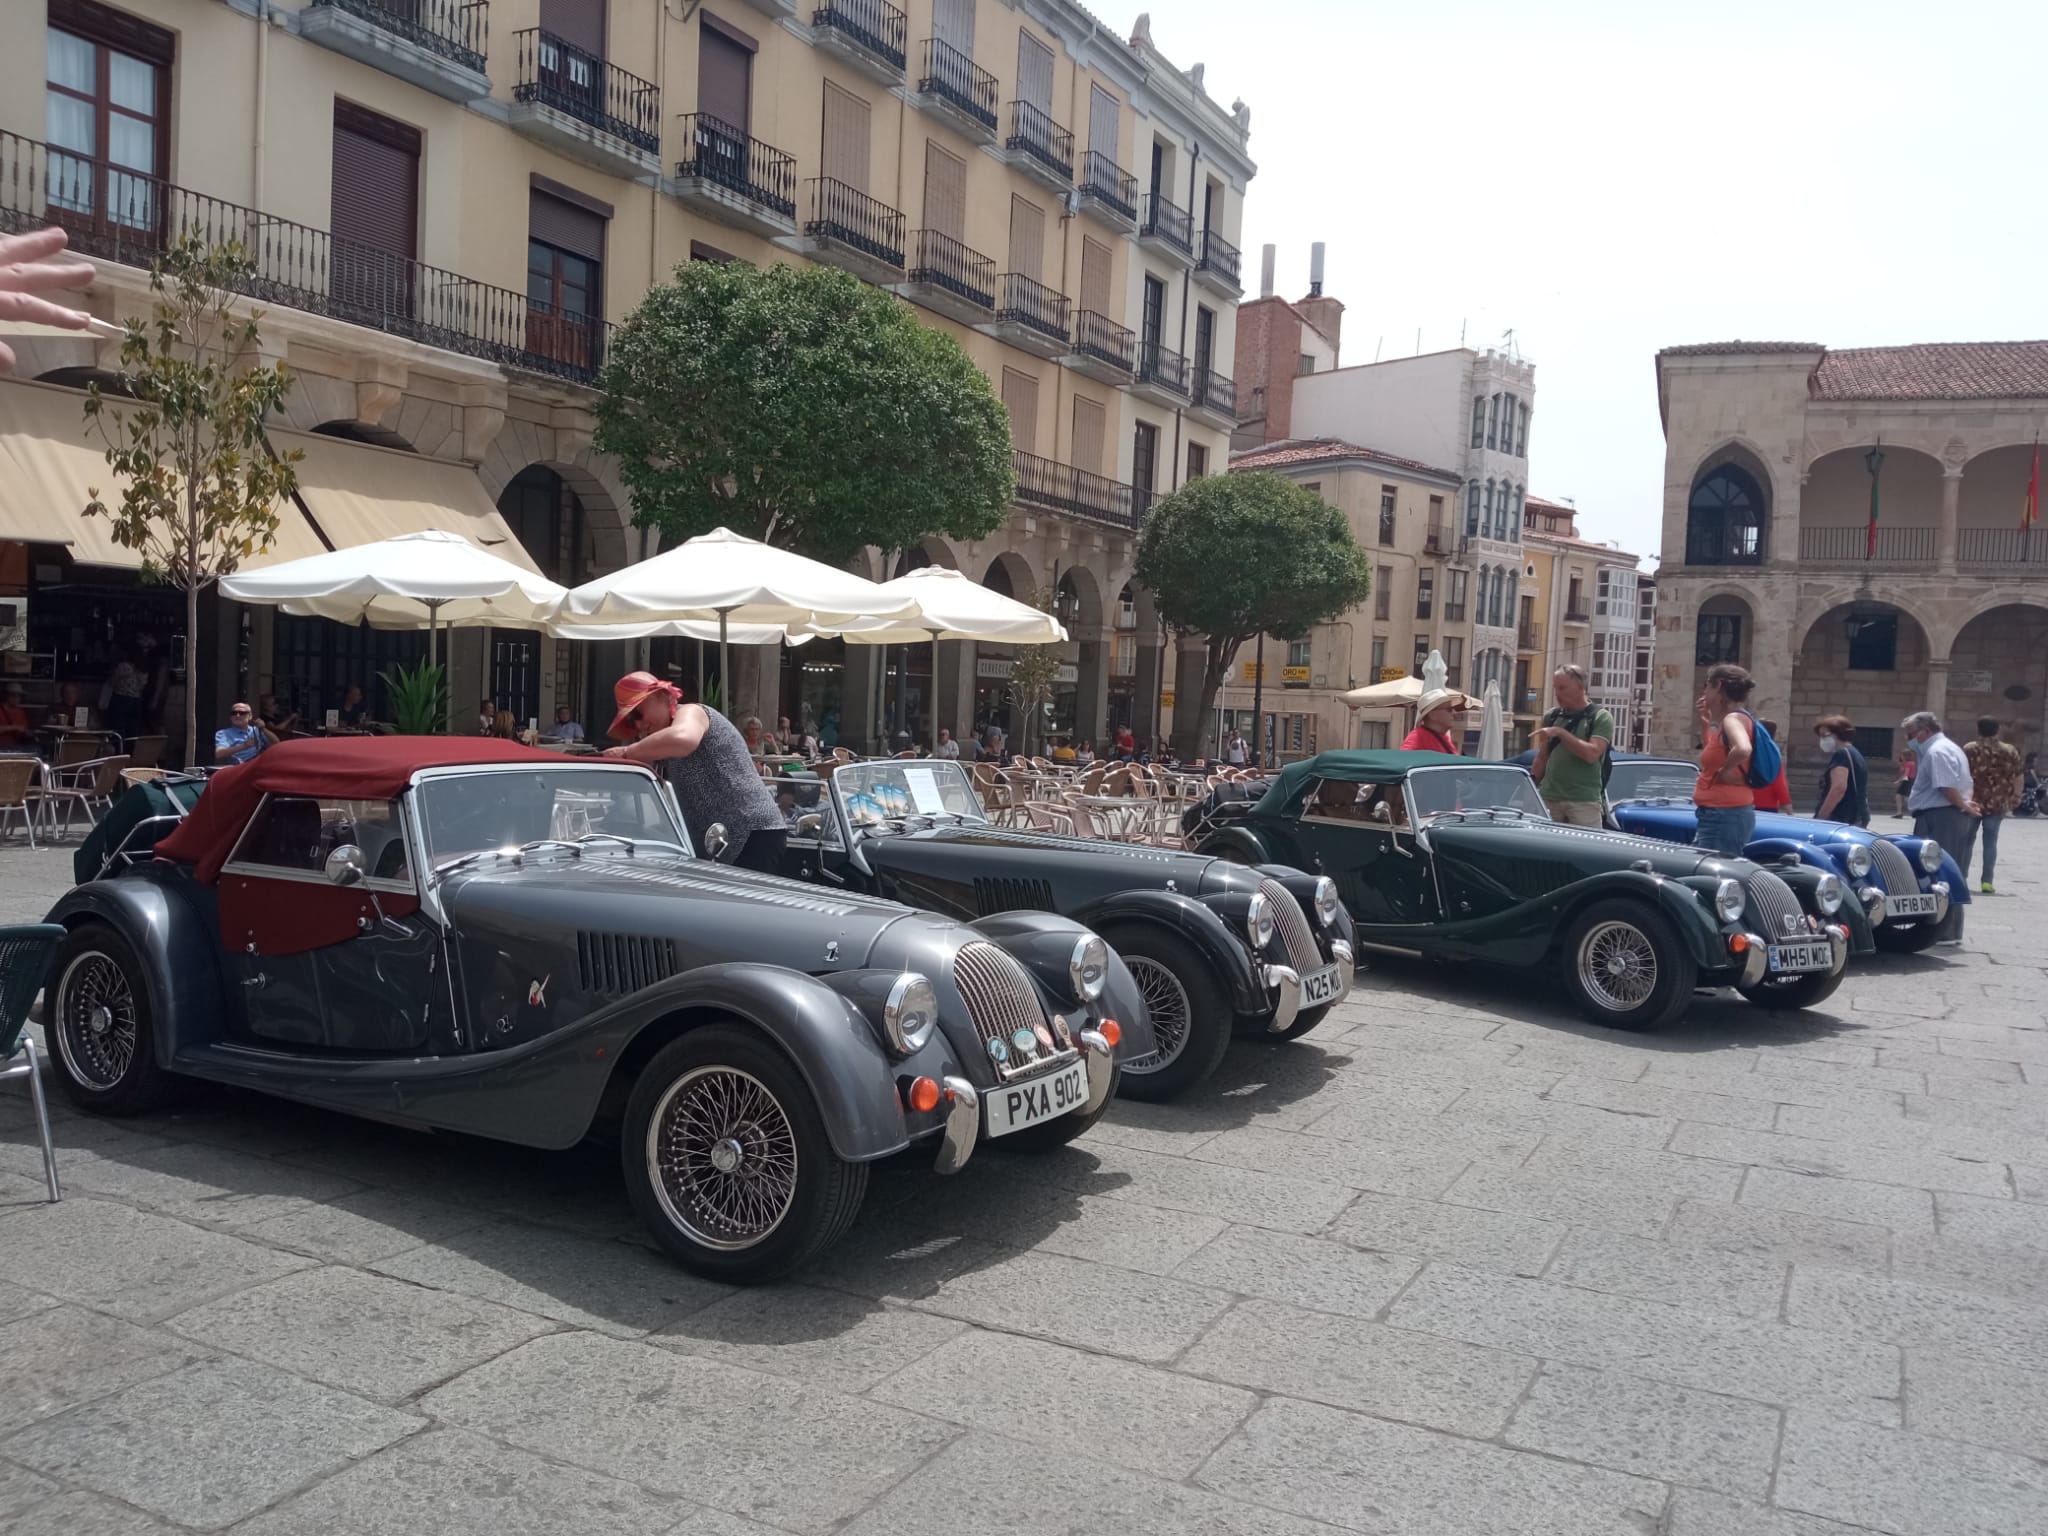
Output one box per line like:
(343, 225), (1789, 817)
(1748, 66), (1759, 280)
(1742, 869), (1806, 938)
(1870, 839), (1918, 893)
(952, 941), (1063, 1079)
(1259, 878), (1322, 972)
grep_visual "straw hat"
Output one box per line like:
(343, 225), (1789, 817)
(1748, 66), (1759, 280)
(608, 670), (681, 740)
(1415, 688), (1464, 720)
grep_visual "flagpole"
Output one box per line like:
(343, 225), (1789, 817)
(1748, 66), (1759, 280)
(2025, 434), (2040, 565)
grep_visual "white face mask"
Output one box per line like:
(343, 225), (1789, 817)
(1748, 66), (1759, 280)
(1818, 734), (1839, 754)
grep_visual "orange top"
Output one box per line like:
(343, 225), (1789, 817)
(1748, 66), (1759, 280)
(1695, 721), (1755, 808)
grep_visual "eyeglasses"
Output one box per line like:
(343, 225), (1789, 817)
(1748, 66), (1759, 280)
(230, 708), (252, 717)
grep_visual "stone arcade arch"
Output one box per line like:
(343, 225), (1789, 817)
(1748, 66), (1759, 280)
(1946, 600), (2048, 758)
(1792, 600), (1936, 771)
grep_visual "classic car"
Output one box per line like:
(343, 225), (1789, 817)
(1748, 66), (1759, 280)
(1196, 750), (1856, 1030)
(1602, 756), (1965, 953)
(765, 757), (1356, 1100)
(39, 739), (1154, 1282)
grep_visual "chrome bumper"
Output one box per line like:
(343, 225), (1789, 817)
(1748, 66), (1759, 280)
(1824, 924), (1849, 975)
(1330, 939), (1356, 1000)
(1857, 885), (1886, 928)
(1078, 1028), (1114, 1113)
(933, 1075), (978, 1176)
(1263, 964), (1302, 1034)
(1736, 934), (1767, 988)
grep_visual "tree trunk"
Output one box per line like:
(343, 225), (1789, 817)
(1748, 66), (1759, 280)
(184, 580), (199, 772)
(1182, 634), (1243, 762)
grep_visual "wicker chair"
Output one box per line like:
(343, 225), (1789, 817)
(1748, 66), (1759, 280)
(0, 923), (66, 1201)
(126, 734), (166, 769)
(0, 757), (39, 850)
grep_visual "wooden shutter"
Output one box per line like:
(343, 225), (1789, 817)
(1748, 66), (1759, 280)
(529, 187), (605, 261)
(331, 102), (419, 258)
(1079, 236), (1111, 315)
(1071, 395), (1105, 477)
(1008, 195), (1044, 281)
(1002, 368), (1039, 455)
(1016, 30), (1054, 113)
(540, 0), (605, 53)
(1088, 84), (1120, 158)
(922, 141), (966, 241)
(697, 19), (752, 132)
(933, 0), (975, 52)
(821, 80), (870, 191)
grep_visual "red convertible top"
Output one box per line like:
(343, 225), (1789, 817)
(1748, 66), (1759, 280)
(156, 737), (563, 883)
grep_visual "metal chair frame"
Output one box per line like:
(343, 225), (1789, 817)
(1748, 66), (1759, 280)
(0, 924), (66, 1202)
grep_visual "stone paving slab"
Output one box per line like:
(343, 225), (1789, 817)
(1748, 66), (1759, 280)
(1776, 1408), (2048, 1535)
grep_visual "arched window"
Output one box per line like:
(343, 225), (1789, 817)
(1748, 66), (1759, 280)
(1685, 464), (1766, 565)
(1483, 479), (1496, 538)
(1516, 401), (1529, 457)
(1470, 396), (1486, 449)
(1500, 394), (1516, 456)
(1486, 394), (1500, 450)
(1511, 484), (1524, 542)
(1466, 480), (1481, 535)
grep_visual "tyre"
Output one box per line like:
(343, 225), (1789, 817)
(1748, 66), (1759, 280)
(1874, 920), (1944, 954)
(1103, 926), (1233, 1101)
(47, 922), (181, 1115)
(1739, 965), (1846, 1011)
(1256, 1003), (1333, 1043)
(1557, 900), (1697, 1031)
(996, 1067), (1118, 1151)
(621, 1024), (868, 1283)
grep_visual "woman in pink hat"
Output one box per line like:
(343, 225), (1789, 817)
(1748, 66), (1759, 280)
(602, 671), (788, 871)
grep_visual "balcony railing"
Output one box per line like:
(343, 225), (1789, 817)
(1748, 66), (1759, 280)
(1798, 525), (1938, 563)
(909, 229), (994, 308)
(814, 0), (906, 71)
(1140, 192), (1193, 255)
(1077, 151), (1136, 221)
(1137, 338), (1188, 396)
(1197, 227), (1241, 287)
(309, 0), (488, 71)
(1012, 448), (1139, 530)
(1425, 525), (1450, 554)
(996, 272), (1068, 342)
(1564, 605), (1592, 624)
(1959, 527), (2048, 566)
(1192, 366), (1235, 417)
(805, 177), (905, 268)
(1070, 309), (1135, 372)
(513, 29), (660, 154)
(0, 131), (609, 384)
(1005, 101), (1074, 179)
(917, 38), (997, 132)
(675, 114), (796, 219)
(1517, 623), (1540, 649)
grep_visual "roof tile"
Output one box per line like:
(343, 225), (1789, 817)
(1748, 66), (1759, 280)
(1810, 341), (2048, 401)
(1229, 437), (1460, 481)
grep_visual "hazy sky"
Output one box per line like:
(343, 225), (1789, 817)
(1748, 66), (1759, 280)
(1114, 0), (2047, 561)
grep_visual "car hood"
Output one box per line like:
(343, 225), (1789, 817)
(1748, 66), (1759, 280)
(1429, 812), (1745, 881)
(861, 823), (1214, 887)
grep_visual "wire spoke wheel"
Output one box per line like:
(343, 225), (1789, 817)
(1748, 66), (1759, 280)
(55, 951), (138, 1089)
(1122, 955), (1192, 1073)
(1576, 920), (1660, 1012)
(646, 1065), (800, 1251)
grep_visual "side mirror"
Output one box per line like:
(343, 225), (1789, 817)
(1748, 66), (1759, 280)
(795, 813), (824, 839)
(704, 822), (730, 860)
(325, 844), (366, 887)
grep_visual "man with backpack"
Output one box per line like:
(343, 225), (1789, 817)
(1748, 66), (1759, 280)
(1530, 664), (1614, 826)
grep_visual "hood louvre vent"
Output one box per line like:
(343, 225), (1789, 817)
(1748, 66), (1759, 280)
(1869, 838), (1917, 892)
(577, 932), (680, 995)
(973, 876), (1057, 915)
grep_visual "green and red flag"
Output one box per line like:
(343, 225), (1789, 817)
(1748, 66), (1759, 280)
(2024, 439), (2040, 531)
(1866, 456), (1881, 557)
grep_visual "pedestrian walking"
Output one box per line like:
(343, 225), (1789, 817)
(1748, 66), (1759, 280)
(602, 671), (787, 872)
(1963, 717), (2022, 893)
(1810, 715), (1869, 826)
(1900, 710), (1979, 943)
(1894, 745), (1917, 818)
(1691, 663), (1757, 857)
(1529, 664), (1612, 825)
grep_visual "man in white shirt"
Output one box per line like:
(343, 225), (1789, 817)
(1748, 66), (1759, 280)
(1902, 710), (1979, 944)
(932, 727), (960, 759)
(553, 705), (585, 743)
(1225, 729), (1248, 767)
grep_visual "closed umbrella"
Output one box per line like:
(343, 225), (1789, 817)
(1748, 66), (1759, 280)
(1479, 679), (1506, 762)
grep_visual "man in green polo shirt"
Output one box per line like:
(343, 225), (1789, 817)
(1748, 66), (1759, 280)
(1530, 663), (1613, 826)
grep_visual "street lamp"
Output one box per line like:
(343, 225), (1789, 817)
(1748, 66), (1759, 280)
(1863, 446), (1886, 478)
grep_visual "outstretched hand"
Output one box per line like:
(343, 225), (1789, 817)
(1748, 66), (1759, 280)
(0, 226), (97, 374)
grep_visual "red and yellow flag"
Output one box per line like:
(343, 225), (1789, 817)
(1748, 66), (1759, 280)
(2025, 440), (2040, 531)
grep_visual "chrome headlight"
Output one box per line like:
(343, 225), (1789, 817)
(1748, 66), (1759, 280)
(1069, 934), (1109, 1002)
(882, 973), (939, 1056)
(1245, 892), (1276, 949)
(1842, 845), (1872, 879)
(1917, 840), (1943, 874)
(1815, 874), (1845, 915)
(1714, 877), (1746, 923)
(1313, 876), (1341, 927)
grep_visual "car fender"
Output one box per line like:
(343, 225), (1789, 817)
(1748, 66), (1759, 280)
(967, 910), (1157, 1060)
(1064, 889), (1269, 1019)
(1252, 864), (1360, 953)
(1533, 870), (1729, 973)
(42, 869), (227, 1068)
(1748, 838), (1838, 874)
(1195, 825), (1273, 868)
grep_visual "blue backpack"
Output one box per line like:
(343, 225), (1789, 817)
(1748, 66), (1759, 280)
(1740, 710), (1782, 790)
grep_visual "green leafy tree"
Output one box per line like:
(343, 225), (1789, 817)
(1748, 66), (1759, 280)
(1135, 472), (1373, 757)
(595, 261), (1014, 562)
(82, 238), (299, 765)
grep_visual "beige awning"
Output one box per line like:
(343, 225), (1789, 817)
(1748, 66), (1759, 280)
(271, 428), (541, 573)
(0, 377), (323, 569)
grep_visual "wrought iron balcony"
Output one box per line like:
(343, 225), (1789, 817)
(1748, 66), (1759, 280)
(1138, 193), (1193, 259)
(906, 229), (995, 313)
(1518, 623), (1541, 649)
(1075, 151), (1137, 227)
(1798, 525), (1938, 564)
(0, 130), (610, 384)
(512, 28), (660, 158)
(1012, 449), (1139, 531)
(804, 177), (905, 272)
(1065, 309), (1135, 376)
(916, 38), (998, 136)
(1134, 338), (1189, 400)
(1425, 525), (1451, 554)
(812, 0), (906, 75)
(307, 0), (487, 72)
(1959, 527), (2048, 566)
(1005, 101), (1074, 184)
(1196, 226), (1241, 291)
(1191, 366), (1235, 418)
(673, 114), (796, 231)
(996, 273), (1068, 343)
(1563, 604), (1592, 624)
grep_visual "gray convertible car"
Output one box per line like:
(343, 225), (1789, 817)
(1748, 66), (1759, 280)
(39, 739), (1153, 1281)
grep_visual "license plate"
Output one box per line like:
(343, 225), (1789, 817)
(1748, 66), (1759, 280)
(1768, 941), (1832, 973)
(984, 1059), (1089, 1138)
(1301, 963), (1342, 1006)
(1887, 893), (1938, 918)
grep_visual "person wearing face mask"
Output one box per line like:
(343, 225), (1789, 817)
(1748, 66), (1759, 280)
(1811, 715), (1869, 826)
(1900, 710), (1979, 944)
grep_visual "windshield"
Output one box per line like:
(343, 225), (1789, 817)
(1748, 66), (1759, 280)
(414, 767), (688, 864)
(833, 759), (987, 838)
(1607, 760), (1699, 804)
(1405, 765), (1552, 822)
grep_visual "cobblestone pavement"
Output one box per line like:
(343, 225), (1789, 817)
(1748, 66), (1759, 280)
(3, 824), (2047, 1535)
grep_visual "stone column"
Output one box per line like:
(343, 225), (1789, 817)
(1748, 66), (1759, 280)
(840, 645), (883, 753)
(1924, 655), (1950, 726)
(1937, 469), (1963, 575)
(1072, 624), (1111, 744)
(1132, 635), (1167, 750)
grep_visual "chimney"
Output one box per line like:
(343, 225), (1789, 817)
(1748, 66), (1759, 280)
(1259, 244), (1276, 299)
(1295, 243), (1344, 364)
(1308, 242), (1325, 297)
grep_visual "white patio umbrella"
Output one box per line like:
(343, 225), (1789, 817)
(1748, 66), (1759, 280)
(1479, 678), (1506, 761)
(219, 528), (565, 668)
(553, 526), (916, 716)
(1338, 672), (1480, 711)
